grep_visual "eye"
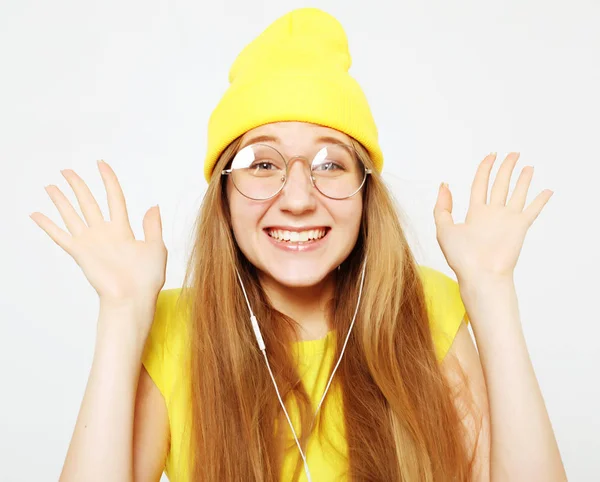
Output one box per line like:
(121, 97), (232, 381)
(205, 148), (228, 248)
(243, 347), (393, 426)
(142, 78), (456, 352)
(313, 161), (344, 172)
(250, 161), (277, 171)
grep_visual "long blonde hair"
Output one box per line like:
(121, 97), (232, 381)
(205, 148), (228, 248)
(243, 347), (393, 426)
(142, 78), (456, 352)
(178, 135), (479, 481)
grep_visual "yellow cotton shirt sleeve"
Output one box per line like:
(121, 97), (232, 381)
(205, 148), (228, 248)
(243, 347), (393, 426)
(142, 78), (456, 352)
(417, 265), (470, 361)
(141, 265), (469, 482)
(141, 288), (192, 482)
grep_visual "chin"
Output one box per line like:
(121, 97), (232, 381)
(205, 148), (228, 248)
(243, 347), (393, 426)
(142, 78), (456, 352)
(259, 261), (335, 288)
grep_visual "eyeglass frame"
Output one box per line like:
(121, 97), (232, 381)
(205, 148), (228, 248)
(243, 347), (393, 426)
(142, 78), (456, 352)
(221, 142), (373, 201)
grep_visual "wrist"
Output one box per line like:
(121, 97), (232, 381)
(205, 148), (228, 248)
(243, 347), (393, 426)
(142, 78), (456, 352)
(458, 273), (515, 299)
(98, 295), (158, 320)
(96, 298), (157, 348)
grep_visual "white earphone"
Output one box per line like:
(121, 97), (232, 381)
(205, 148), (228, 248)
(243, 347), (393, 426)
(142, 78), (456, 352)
(235, 259), (367, 482)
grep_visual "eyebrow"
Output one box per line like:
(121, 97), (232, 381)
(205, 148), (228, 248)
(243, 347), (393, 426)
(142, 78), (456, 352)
(239, 134), (349, 149)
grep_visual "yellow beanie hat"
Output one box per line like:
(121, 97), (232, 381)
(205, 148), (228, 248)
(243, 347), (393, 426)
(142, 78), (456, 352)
(203, 7), (384, 183)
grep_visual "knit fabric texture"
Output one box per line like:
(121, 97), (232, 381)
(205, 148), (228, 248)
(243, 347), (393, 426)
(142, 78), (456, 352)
(203, 7), (383, 183)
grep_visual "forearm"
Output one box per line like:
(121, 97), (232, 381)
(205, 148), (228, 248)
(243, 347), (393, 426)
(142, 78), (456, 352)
(459, 277), (566, 482)
(59, 302), (154, 482)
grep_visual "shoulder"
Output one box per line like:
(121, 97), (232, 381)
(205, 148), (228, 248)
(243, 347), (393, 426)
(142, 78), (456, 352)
(416, 265), (470, 361)
(142, 288), (189, 396)
(144, 288), (187, 355)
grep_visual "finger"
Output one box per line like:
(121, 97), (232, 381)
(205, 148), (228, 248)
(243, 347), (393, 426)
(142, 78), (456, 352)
(45, 185), (87, 236)
(433, 182), (454, 231)
(60, 169), (105, 227)
(469, 153), (497, 206)
(30, 211), (74, 255)
(490, 152), (520, 206)
(97, 160), (132, 229)
(507, 166), (534, 212)
(522, 189), (554, 227)
(142, 205), (164, 244)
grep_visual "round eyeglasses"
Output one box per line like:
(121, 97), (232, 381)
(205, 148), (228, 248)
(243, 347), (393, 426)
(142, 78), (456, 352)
(222, 143), (372, 200)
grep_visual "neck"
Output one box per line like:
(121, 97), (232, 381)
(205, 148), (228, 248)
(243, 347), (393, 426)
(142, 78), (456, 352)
(259, 271), (336, 341)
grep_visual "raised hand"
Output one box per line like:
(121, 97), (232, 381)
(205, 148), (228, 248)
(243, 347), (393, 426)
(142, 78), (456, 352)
(30, 160), (167, 312)
(433, 152), (553, 283)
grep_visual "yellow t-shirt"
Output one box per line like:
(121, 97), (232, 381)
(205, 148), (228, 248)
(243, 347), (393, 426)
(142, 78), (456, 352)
(141, 265), (469, 481)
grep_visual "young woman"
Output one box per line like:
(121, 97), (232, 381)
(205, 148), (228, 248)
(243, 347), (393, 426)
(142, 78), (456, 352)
(32, 7), (566, 482)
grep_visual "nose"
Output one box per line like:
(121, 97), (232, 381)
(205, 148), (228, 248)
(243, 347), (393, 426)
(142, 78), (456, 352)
(277, 157), (317, 214)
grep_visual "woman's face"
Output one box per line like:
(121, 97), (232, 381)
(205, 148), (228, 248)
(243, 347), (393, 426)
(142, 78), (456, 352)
(226, 121), (363, 288)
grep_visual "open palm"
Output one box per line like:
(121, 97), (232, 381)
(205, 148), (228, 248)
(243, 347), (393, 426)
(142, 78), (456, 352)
(433, 152), (554, 282)
(30, 160), (167, 307)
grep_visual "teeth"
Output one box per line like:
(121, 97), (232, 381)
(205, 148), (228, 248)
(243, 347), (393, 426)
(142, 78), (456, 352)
(268, 228), (327, 242)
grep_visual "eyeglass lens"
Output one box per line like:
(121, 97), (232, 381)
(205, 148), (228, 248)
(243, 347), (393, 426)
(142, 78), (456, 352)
(229, 143), (366, 200)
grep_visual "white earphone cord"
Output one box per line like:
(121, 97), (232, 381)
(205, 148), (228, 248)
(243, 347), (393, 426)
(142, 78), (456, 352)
(235, 260), (367, 482)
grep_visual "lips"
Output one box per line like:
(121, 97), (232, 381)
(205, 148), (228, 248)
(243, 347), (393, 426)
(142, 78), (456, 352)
(263, 226), (331, 251)
(266, 228), (328, 243)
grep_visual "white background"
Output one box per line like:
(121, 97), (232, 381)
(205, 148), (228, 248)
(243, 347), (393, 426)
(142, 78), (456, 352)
(2, 0), (599, 480)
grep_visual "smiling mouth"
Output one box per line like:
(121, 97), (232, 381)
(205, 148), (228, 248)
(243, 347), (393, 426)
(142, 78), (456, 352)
(265, 227), (330, 243)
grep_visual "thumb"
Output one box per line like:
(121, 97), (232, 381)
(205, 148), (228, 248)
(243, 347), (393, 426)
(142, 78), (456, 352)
(143, 205), (163, 244)
(433, 182), (454, 231)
